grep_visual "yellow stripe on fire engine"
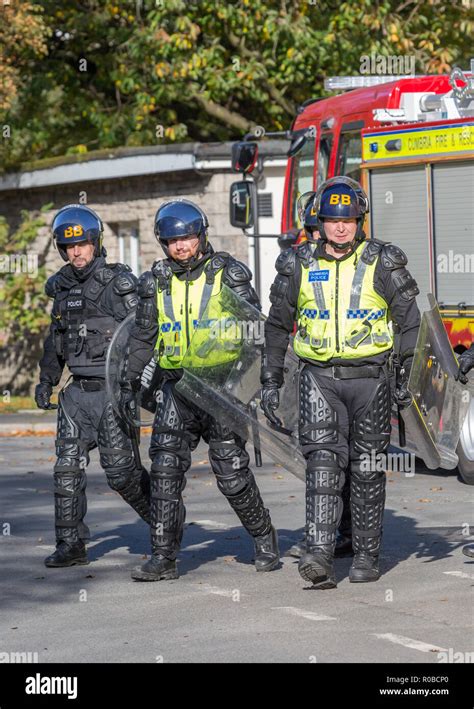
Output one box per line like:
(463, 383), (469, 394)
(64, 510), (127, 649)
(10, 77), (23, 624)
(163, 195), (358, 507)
(362, 123), (474, 161)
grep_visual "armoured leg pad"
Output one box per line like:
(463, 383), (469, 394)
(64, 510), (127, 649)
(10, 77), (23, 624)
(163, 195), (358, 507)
(53, 470), (88, 544)
(150, 465), (186, 559)
(350, 472), (386, 555)
(305, 451), (345, 551)
(214, 468), (272, 538)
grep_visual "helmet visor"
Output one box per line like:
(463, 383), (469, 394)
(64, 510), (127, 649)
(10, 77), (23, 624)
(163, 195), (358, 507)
(53, 207), (101, 245)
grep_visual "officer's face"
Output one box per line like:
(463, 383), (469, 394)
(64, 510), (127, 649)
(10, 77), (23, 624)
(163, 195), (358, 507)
(66, 241), (95, 268)
(323, 218), (357, 244)
(167, 235), (200, 262)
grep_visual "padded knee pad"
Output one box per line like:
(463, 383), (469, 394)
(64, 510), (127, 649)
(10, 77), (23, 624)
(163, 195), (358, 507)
(299, 367), (341, 457)
(350, 377), (391, 461)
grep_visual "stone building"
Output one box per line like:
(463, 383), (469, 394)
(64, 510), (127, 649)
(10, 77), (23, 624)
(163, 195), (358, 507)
(0, 140), (289, 393)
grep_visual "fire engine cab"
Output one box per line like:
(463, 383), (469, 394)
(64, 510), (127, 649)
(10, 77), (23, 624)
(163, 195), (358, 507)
(230, 62), (474, 483)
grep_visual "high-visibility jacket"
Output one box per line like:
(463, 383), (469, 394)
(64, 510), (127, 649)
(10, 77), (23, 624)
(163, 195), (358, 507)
(293, 241), (392, 362)
(155, 266), (241, 369)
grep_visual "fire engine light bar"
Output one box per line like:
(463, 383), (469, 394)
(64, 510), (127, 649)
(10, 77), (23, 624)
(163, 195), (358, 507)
(324, 76), (416, 90)
(385, 139), (402, 151)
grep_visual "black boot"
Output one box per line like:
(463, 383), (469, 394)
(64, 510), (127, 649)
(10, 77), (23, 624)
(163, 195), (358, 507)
(44, 541), (88, 568)
(300, 451), (345, 589)
(291, 532), (353, 559)
(131, 555), (178, 581)
(335, 531), (353, 557)
(350, 470), (386, 583)
(133, 467), (184, 581)
(349, 551), (380, 582)
(289, 536), (305, 558)
(132, 500), (185, 581)
(254, 526), (279, 571)
(298, 547), (337, 589)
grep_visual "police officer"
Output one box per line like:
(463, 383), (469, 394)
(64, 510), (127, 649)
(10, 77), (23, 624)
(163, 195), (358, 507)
(287, 194), (353, 560)
(261, 177), (420, 588)
(35, 205), (151, 568)
(122, 199), (279, 581)
(300, 191), (318, 241)
(457, 342), (474, 557)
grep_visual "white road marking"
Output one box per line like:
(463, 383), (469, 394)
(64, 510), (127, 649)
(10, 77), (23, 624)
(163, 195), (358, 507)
(183, 540), (215, 551)
(191, 519), (231, 530)
(272, 606), (337, 621)
(443, 571), (474, 580)
(373, 633), (448, 653)
(196, 584), (240, 598)
(36, 536), (120, 550)
(84, 536), (120, 548)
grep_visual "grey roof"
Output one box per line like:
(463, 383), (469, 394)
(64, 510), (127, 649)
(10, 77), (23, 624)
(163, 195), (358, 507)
(0, 140), (291, 192)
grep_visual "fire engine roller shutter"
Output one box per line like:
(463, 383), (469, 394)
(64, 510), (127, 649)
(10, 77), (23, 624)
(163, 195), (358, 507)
(432, 161), (474, 308)
(369, 166), (431, 312)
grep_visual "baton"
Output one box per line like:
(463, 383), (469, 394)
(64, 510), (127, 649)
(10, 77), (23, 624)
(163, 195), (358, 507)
(249, 400), (262, 467)
(394, 355), (407, 448)
(124, 396), (148, 475)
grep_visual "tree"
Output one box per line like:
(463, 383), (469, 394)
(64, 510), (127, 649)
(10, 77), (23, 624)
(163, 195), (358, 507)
(0, 205), (53, 393)
(0, 1), (50, 113)
(0, 0), (472, 169)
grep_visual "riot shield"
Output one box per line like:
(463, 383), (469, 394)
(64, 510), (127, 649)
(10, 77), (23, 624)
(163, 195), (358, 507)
(399, 294), (471, 469)
(105, 311), (159, 427)
(176, 284), (306, 480)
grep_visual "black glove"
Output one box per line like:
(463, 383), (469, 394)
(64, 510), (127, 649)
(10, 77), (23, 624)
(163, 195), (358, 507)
(394, 352), (414, 409)
(260, 368), (284, 427)
(456, 345), (474, 385)
(35, 382), (57, 410)
(260, 385), (283, 427)
(119, 380), (140, 418)
(394, 376), (413, 409)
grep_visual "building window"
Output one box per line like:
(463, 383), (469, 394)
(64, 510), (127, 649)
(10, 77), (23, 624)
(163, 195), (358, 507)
(118, 223), (140, 275)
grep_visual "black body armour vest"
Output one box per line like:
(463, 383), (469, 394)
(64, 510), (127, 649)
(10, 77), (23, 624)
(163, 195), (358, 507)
(53, 267), (122, 377)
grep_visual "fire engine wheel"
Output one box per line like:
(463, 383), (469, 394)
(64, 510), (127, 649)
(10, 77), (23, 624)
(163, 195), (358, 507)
(457, 398), (474, 485)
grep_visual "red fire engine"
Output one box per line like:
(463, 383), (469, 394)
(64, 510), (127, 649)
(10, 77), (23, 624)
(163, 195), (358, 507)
(230, 63), (474, 482)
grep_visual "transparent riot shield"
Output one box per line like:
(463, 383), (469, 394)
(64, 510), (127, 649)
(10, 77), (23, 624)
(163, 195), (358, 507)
(399, 294), (471, 469)
(105, 312), (159, 427)
(176, 284), (305, 480)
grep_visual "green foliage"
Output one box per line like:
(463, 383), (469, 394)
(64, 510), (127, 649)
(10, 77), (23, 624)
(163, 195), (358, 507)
(0, 1), (50, 114)
(0, 205), (53, 339)
(0, 0), (472, 169)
